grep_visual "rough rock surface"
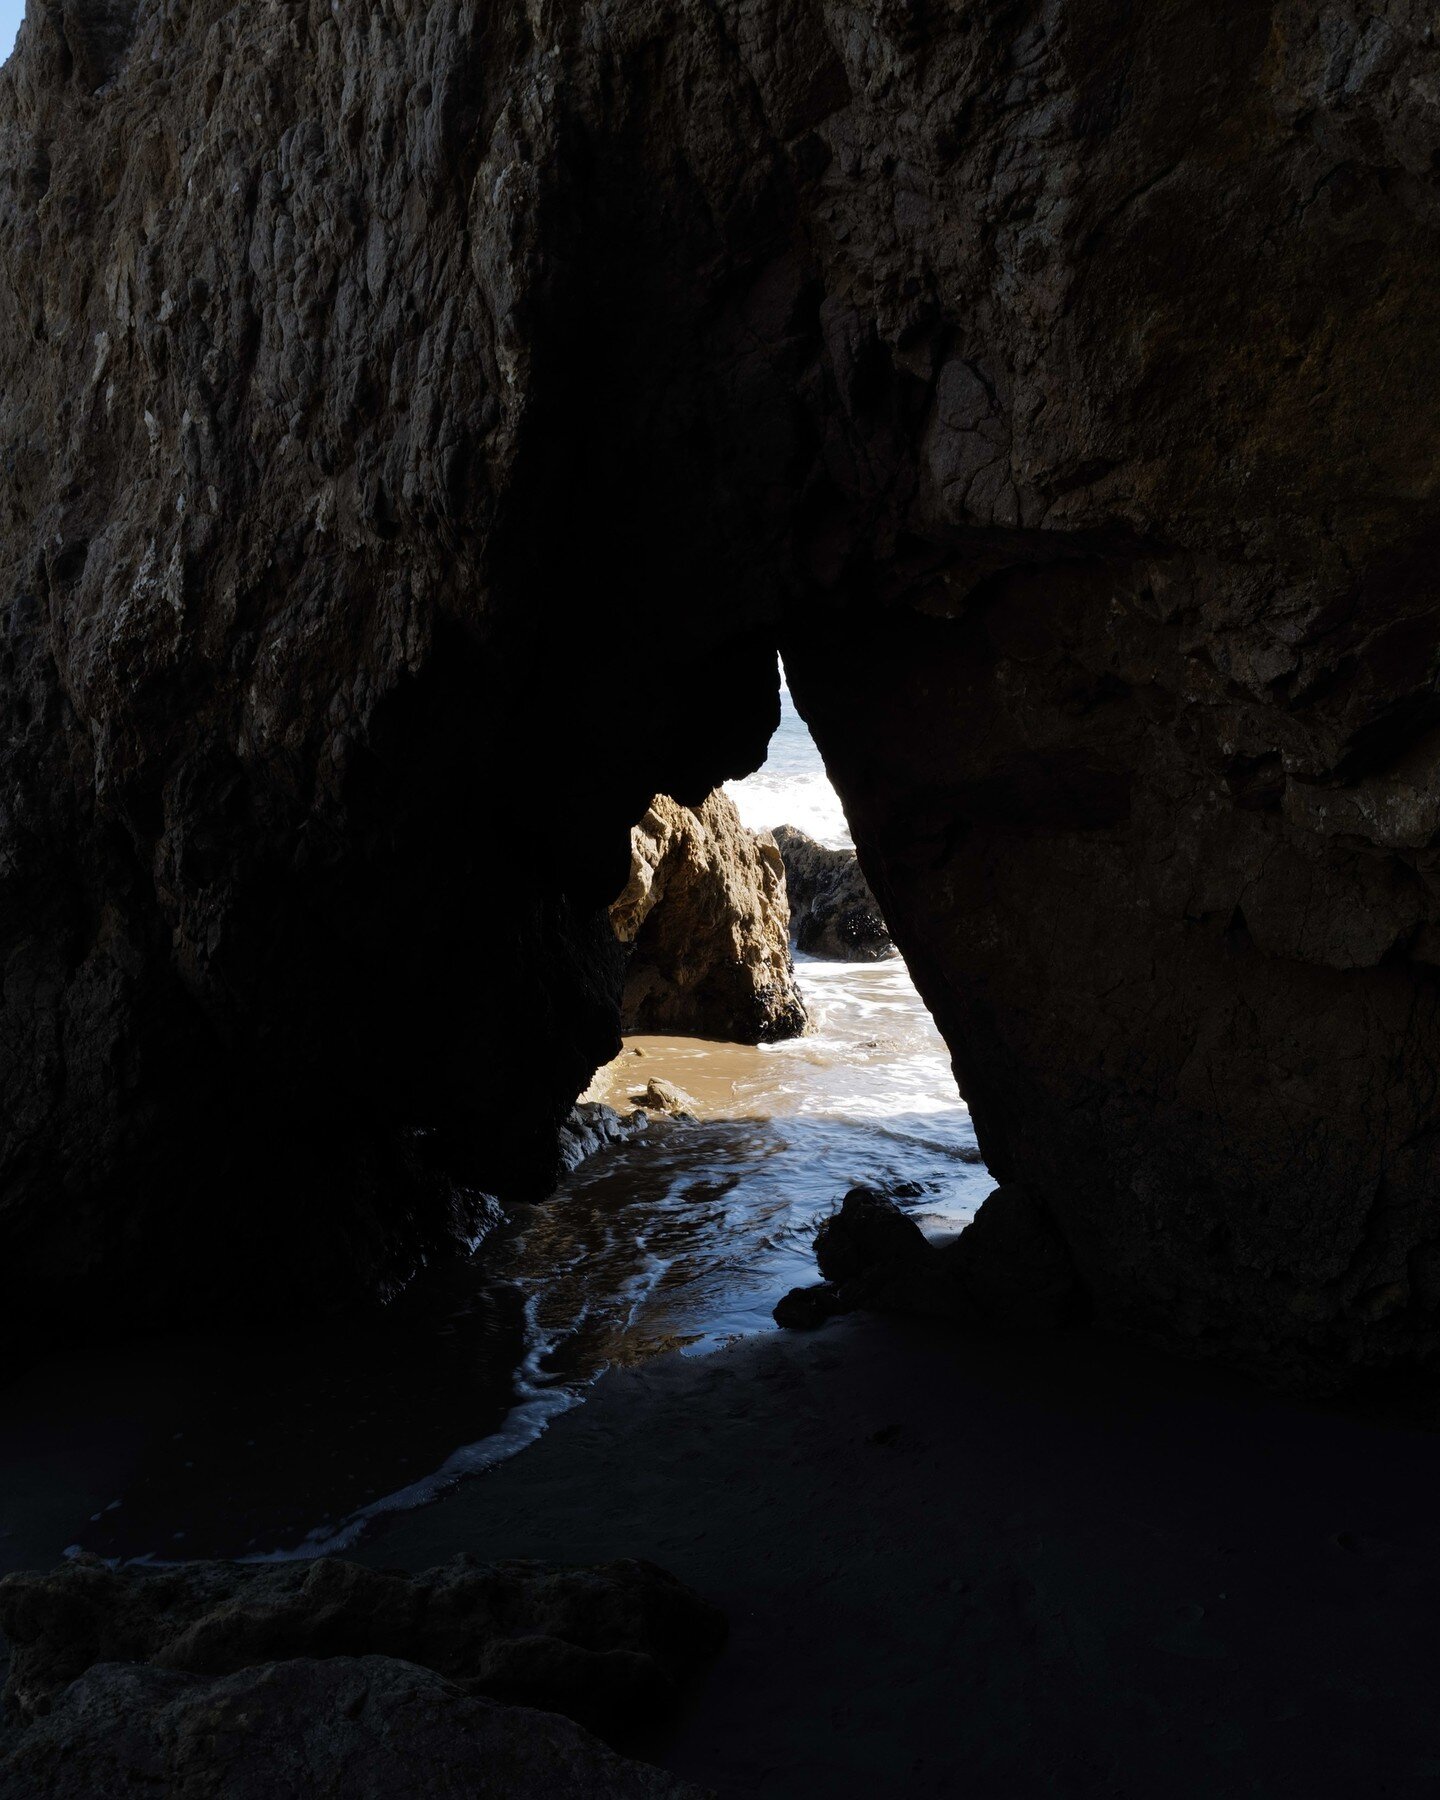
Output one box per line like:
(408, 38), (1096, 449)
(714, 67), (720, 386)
(611, 795), (806, 1044)
(774, 1185), (1081, 1334)
(0, 1657), (710, 1800)
(0, 1553), (726, 1739)
(4, 1), (1440, 1376)
(772, 825), (892, 961)
(632, 1078), (697, 1118)
(556, 1102), (652, 1175)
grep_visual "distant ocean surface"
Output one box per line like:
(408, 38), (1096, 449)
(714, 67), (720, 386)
(723, 681), (853, 848)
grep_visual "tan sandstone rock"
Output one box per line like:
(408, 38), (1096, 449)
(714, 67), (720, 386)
(611, 794), (807, 1045)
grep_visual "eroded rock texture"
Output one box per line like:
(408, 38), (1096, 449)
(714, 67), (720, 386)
(0, 1553), (725, 1737)
(772, 824), (892, 961)
(611, 794), (806, 1042)
(0, 1659), (709, 1800)
(3, 0), (1440, 1376)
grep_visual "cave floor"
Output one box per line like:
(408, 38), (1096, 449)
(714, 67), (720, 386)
(360, 1315), (1440, 1800)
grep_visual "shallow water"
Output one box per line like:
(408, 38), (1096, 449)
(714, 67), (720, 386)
(0, 677), (989, 1569)
(558, 959), (989, 1362)
(489, 685), (989, 1383)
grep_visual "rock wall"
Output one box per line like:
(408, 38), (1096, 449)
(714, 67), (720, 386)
(772, 825), (892, 962)
(0, 0), (785, 1344)
(612, 794), (807, 1043)
(3, 0), (1440, 1378)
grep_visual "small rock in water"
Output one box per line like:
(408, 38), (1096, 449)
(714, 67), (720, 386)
(633, 1078), (697, 1118)
(772, 1283), (851, 1331)
(556, 1102), (650, 1172)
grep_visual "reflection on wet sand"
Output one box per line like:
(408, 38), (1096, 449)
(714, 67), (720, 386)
(505, 952), (991, 1371)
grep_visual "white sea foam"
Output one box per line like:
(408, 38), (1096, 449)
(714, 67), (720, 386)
(230, 1386), (579, 1563)
(725, 681), (852, 847)
(231, 1294), (583, 1563)
(726, 768), (851, 847)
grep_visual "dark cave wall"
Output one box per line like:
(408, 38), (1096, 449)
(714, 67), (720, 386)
(3, 0), (1440, 1376)
(0, 0), (790, 1335)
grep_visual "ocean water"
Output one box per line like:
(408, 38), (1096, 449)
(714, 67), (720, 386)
(723, 681), (853, 848)
(3, 678), (989, 1567)
(492, 683), (989, 1377)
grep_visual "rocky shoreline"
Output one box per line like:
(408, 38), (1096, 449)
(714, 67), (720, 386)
(5, 0), (1440, 1377)
(6, 0), (1440, 1790)
(12, 1301), (1440, 1799)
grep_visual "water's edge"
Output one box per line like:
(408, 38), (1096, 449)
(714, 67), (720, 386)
(0, 685), (989, 1570)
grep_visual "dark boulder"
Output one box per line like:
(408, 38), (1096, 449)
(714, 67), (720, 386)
(775, 1186), (1080, 1335)
(0, 1657), (711, 1800)
(772, 826), (893, 962)
(772, 1282), (850, 1331)
(0, 1553), (726, 1742)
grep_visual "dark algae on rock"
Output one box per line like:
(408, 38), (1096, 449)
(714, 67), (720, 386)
(772, 824), (892, 962)
(2, 0), (1440, 1383)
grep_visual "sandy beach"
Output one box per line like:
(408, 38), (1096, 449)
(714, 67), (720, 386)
(348, 1314), (1440, 1798)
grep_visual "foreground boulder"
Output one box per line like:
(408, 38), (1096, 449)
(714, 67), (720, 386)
(775, 1187), (1081, 1336)
(0, 1658), (709, 1800)
(0, 1554), (726, 1741)
(611, 795), (807, 1044)
(771, 826), (892, 962)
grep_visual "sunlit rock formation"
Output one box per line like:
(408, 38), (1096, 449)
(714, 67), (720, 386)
(612, 794), (806, 1043)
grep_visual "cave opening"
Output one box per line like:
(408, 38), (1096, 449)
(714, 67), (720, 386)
(9, 4), (1440, 1788)
(559, 664), (996, 1358)
(0, 661), (998, 1570)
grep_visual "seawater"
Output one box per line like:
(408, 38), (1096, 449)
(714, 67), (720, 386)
(393, 685), (994, 1514)
(5, 681), (990, 1567)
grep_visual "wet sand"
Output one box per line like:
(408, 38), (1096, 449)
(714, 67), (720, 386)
(358, 1316), (1440, 1800)
(0, 953), (989, 1570)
